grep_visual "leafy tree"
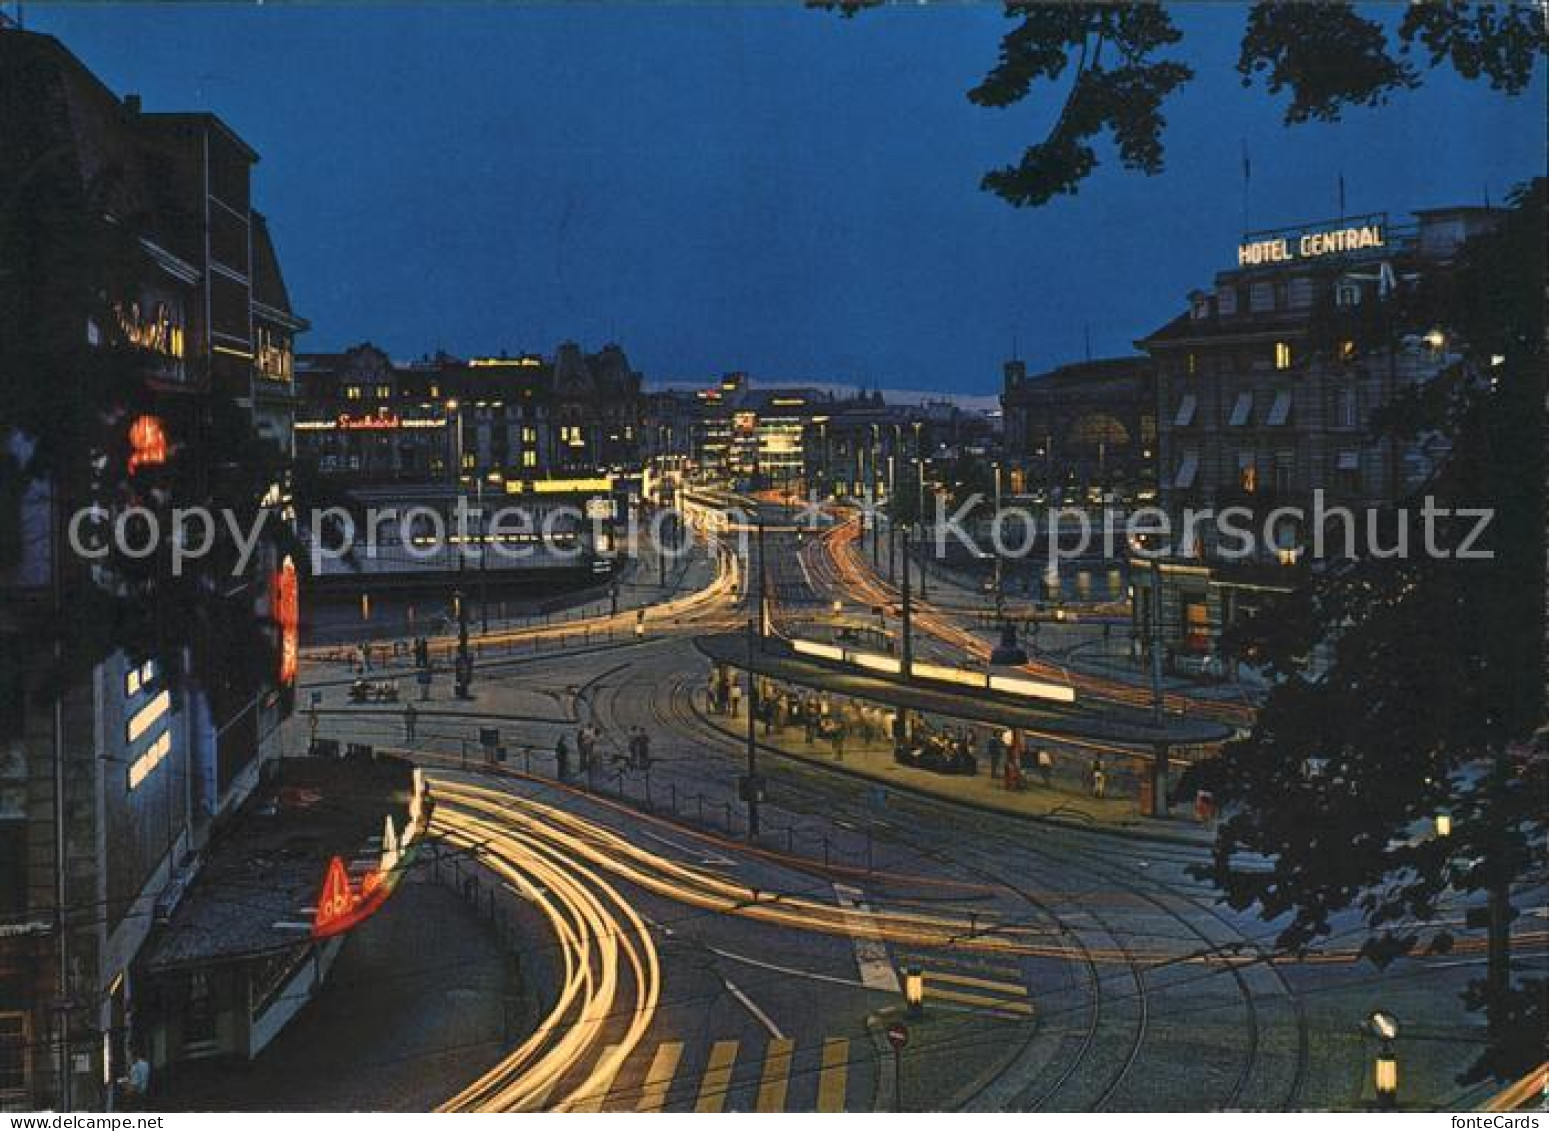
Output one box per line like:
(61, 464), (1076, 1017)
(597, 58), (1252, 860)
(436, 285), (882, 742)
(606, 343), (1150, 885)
(1187, 181), (1547, 1084)
(818, 2), (1545, 207)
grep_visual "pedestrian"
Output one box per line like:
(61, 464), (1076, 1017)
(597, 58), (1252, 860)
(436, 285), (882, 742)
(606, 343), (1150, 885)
(830, 719), (846, 761)
(117, 1047), (151, 1110)
(728, 676), (742, 718)
(1091, 757), (1106, 799)
(987, 732), (1003, 780)
(403, 701), (418, 743)
(637, 729), (653, 770)
(1037, 747), (1054, 789)
(576, 725), (594, 776)
(556, 735), (571, 783)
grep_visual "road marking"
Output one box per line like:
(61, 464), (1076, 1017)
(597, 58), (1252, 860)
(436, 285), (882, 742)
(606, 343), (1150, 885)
(694, 1040), (739, 1113)
(638, 827), (737, 867)
(832, 883), (900, 992)
(636, 1041), (683, 1112)
(568, 1042), (623, 1112)
(706, 944), (872, 990)
(918, 968), (1027, 995)
(931, 986), (1036, 1015)
(723, 975), (786, 1040)
(817, 1037), (849, 1112)
(755, 1038), (795, 1112)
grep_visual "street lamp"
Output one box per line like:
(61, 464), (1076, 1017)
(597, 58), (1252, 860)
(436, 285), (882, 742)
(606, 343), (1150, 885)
(1369, 1011), (1399, 1110)
(1435, 812), (1453, 838)
(904, 967), (925, 1018)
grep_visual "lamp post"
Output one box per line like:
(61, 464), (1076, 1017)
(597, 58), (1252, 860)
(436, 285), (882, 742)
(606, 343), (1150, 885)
(904, 967), (925, 1018)
(742, 508), (767, 839)
(1369, 1012), (1399, 1110)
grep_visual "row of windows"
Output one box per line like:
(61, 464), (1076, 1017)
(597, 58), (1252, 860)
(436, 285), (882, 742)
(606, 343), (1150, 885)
(1171, 447), (1365, 493)
(1172, 389), (1361, 430)
(1195, 276), (1369, 322)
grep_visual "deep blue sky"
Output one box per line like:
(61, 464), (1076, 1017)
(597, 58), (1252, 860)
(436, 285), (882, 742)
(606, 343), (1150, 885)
(31, 3), (1545, 396)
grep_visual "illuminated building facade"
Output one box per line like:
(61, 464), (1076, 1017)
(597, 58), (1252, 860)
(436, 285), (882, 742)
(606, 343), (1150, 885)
(1132, 206), (1502, 660)
(295, 340), (642, 486)
(0, 30), (306, 1110)
(1000, 356), (1157, 506)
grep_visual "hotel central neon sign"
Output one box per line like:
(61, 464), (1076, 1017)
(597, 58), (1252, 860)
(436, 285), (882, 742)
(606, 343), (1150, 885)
(1238, 216), (1386, 267)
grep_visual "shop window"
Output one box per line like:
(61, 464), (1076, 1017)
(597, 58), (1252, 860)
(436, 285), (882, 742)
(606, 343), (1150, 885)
(1184, 600), (1211, 653)
(0, 1012), (29, 1110)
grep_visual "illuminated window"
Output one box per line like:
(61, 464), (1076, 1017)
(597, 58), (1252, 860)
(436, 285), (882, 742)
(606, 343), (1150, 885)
(522, 450), (537, 468)
(561, 425), (585, 447)
(1238, 451), (1257, 493)
(1339, 340), (1357, 362)
(124, 660), (156, 697)
(128, 730), (172, 791)
(345, 386), (363, 400)
(522, 427), (537, 443)
(375, 384), (392, 399)
(1274, 342), (1293, 370)
(461, 453), (476, 470)
(1186, 352), (1198, 376)
(126, 689), (170, 744)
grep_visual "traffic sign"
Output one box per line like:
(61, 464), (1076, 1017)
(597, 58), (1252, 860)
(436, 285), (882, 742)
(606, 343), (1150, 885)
(885, 1022), (909, 1050)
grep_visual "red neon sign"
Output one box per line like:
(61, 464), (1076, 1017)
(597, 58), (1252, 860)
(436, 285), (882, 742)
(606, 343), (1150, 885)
(336, 410), (401, 431)
(312, 855), (390, 939)
(273, 556), (299, 686)
(127, 414), (168, 473)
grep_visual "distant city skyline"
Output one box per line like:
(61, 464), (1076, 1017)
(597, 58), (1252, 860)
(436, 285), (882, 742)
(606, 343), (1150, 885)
(31, 4), (1545, 394)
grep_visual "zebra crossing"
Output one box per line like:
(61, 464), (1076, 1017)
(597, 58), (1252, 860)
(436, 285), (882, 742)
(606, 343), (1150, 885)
(557, 1034), (860, 1112)
(892, 948), (1036, 1022)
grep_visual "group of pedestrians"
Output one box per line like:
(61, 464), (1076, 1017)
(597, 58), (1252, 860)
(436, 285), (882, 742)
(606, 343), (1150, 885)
(734, 675), (1118, 802)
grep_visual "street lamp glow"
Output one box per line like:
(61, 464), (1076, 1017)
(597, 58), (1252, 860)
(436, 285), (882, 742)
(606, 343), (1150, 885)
(904, 966), (924, 1017)
(1435, 812), (1452, 837)
(1374, 1051), (1398, 1107)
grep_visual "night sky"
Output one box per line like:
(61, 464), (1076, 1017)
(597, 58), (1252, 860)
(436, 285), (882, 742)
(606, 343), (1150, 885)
(30, 3), (1545, 397)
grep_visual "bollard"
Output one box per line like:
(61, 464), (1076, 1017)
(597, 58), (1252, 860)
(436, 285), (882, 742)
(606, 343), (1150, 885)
(822, 835), (830, 867)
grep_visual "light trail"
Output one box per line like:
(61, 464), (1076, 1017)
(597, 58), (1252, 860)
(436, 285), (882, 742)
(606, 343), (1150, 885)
(431, 776), (1543, 972)
(432, 791), (661, 1112)
(820, 512), (1254, 727)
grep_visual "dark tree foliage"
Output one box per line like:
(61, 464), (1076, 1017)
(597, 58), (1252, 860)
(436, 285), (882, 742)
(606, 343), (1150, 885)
(1186, 181), (1547, 1083)
(816, 1), (1546, 207)
(0, 143), (313, 704)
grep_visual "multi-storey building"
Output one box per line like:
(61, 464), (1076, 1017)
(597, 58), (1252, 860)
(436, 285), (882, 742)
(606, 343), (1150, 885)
(295, 341), (642, 486)
(0, 29), (305, 1110)
(1133, 206), (1501, 659)
(1000, 356), (1156, 506)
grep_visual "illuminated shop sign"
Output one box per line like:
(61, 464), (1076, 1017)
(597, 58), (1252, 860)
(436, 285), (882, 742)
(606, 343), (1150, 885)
(469, 356), (542, 368)
(116, 301), (185, 360)
(1238, 215), (1386, 267)
(294, 413), (446, 432)
(274, 556), (299, 686)
(255, 326), (292, 382)
(127, 414), (169, 473)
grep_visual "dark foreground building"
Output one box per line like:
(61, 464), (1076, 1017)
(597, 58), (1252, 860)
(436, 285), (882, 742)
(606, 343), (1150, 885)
(0, 29), (306, 1110)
